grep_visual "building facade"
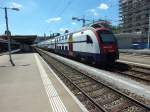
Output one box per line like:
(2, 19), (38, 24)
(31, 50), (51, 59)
(119, 0), (150, 34)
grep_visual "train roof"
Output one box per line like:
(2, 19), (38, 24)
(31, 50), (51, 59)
(37, 22), (111, 44)
(85, 21), (111, 29)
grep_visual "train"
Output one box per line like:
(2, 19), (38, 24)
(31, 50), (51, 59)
(36, 22), (119, 65)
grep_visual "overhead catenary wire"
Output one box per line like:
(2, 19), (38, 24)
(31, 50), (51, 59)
(57, 0), (74, 17)
(44, 0), (75, 35)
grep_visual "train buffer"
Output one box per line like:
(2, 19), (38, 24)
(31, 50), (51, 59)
(0, 53), (88, 112)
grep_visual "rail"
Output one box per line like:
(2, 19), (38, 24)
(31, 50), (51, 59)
(35, 48), (150, 112)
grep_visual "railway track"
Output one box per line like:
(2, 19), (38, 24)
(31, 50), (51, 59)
(36, 48), (150, 112)
(110, 62), (150, 84)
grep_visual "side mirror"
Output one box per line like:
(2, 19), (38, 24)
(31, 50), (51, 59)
(86, 35), (93, 44)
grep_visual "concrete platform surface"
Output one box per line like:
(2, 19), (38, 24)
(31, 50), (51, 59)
(119, 53), (150, 66)
(0, 53), (88, 112)
(119, 49), (150, 55)
(0, 49), (20, 56)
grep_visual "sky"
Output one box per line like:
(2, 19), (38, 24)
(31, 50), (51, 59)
(0, 0), (119, 36)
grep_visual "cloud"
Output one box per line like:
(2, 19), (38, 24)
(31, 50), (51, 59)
(9, 2), (23, 9)
(23, 1), (38, 13)
(88, 9), (99, 17)
(89, 9), (96, 12)
(93, 12), (99, 16)
(46, 17), (61, 23)
(72, 22), (76, 25)
(98, 3), (109, 10)
(59, 28), (68, 32)
(29, 1), (38, 8)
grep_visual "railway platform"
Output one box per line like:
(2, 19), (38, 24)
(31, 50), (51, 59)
(0, 53), (88, 112)
(0, 49), (21, 56)
(119, 52), (150, 67)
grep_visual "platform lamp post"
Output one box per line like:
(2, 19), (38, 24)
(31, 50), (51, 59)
(0, 7), (20, 66)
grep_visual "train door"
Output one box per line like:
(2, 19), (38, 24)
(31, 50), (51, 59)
(68, 34), (73, 56)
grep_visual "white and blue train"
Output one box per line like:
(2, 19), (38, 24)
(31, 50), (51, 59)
(36, 22), (119, 64)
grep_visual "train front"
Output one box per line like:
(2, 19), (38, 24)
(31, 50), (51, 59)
(96, 28), (119, 63)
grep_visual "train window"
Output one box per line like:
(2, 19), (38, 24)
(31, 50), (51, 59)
(65, 35), (68, 40)
(91, 24), (102, 28)
(65, 46), (68, 50)
(62, 46), (64, 50)
(86, 35), (93, 44)
(61, 36), (64, 40)
(97, 30), (116, 43)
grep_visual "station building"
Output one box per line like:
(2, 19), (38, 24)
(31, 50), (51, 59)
(0, 35), (37, 52)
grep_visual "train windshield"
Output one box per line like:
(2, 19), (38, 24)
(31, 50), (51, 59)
(97, 30), (116, 43)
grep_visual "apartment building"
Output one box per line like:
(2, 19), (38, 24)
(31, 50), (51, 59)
(119, 0), (150, 34)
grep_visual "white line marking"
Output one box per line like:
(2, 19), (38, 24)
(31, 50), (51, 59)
(0, 49), (21, 56)
(38, 53), (89, 112)
(11, 49), (21, 53)
(34, 54), (68, 112)
(118, 60), (150, 68)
